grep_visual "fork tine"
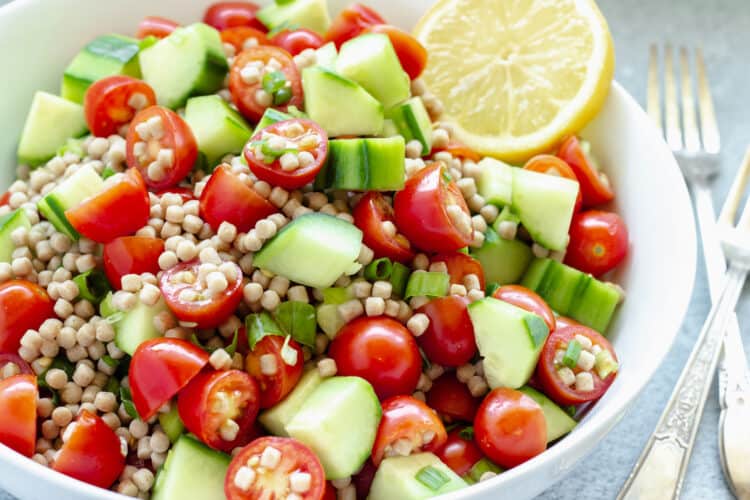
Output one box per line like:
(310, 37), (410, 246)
(719, 147), (750, 227)
(647, 44), (662, 135)
(664, 45), (683, 150)
(696, 48), (721, 154)
(679, 47), (700, 152)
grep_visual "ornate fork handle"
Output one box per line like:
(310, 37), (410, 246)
(618, 265), (747, 500)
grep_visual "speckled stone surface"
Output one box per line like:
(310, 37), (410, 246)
(0, 0), (748, 499)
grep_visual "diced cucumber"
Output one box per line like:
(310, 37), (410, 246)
(336, 34), (411, 109)
(61, 34), (142, 104)
(257, 0), (331, 35)
(184, 95), (253, 169)
(286, 376), (381, 479)
(36, 163), (104, 240)
(477, 158), (513, 207)
(252, 108), (294, 136)
(462, 457), (503, 485)
(315, 137), (405, 192)
(369, 453), (468, 500)
(470, 228), (533, 285)
(152, 436), (229, 500)
(315, 42), (337, 69)
(158, 405), (185, 443)
(17, 92), (88, 167)
(0, 210), (31, 263)
(385, 97), (432, 153)
(567, 276), (621, 333)
(302, 67), (384, 137)
(140, 23), (228, 109)
(518, 386), (577, 442)
(380, 118), (399, 138)
(259, 369), (323, 436)
(253, 213), (363, 289)
(315, 304), (345, 338)
(113, 297), (170, 355)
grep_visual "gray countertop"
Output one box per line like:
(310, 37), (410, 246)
(1, 0), (749, 499)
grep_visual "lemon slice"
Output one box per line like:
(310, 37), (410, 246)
(414, 0), (615, 163)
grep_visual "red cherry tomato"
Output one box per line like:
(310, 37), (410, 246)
(352, 459), (377, 499)
(229, 46), (304, 123)
(426, 374), (480, 422)
(555, 316), (582, 330)
(537, 325), (618, 406)
(329, 317), (421, 400)
(524, 154), (582, 212)
(270, 29), (324, 56)
(84, 76), (156, 138)
(431, 141), (482, 163)
(156, 186), (196, 202)
(225, 436), (325, 500)
(492, 285), (556, 332)
(565, 210), (629, 277)
(371, 395), (447, 466)
(474, 388), (547, 469)
(557, 136), (615, 207)
(103, 236), (164, 289)
(199, 166), (277, 233)
(245, 335), (304, 408)
(126, 106), (198, 190)
(432, 252), (486, 291)
(0, 374), (37, 457)
(0, 191), (11, 207)
(221, 26), (268, 53)
(0, 280), (55, 353)
(204, 1), (266, 32)
(65, 168), (150, 243)
(0, 354), (32, 375)
(394, 163), (474, 253)
(159, 259), (244, 329)
(136, 16), (179, 39)
(435, 428), (484, 476)
(244, 119), (328, 190)
(363, 25), (427, 79)
(417, 296), (476, 367)
(353, 192), (415, 264)
(129, 338), (209, 420)
(325, 3), (386, 48)
(178, 369), (261, 452)
(53, 410), (125, 488)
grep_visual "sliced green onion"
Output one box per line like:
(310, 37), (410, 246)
(246, 312), (284, 351)
(273, 86), (293, 105)
(389, 262), (411, 299)
(322, 287), (351, 305)
(464, 458), (503, 484)
(404, 271), (449, 299)
(364, 257), (393, 281)
(225, 329), (240, 357)
(458, 426), (474, 440)
(485, 282), (501, 297)
(458, 247), (469, 255)
(273, 301), (316, 348)
(262, 70), (287, 94)
(562, 340), (582, 369)
(595, 349), (619, 379)
(101, 355), (118, 368)
(73, 269), (112, 305)
(415, 465), (450, 491)
(120, 387), (139, 420)
(101, 167), (116, 179)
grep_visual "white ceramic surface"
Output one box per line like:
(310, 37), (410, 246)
(0, 1), (697, 499)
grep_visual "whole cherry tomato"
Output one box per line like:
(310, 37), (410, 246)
(353, 192), (415, 264)
(363, 25), (427, 79)
(492, 285), (556, 332)
(84, 76), (156, 137)
(103, 236), (164, 289)
(325, 3), (385, 48)
(432, 252), (486, 291)
(270, 29), (324, 56)
(426, 374), (480, 422)
(557, 136), (615, 207)
(245, 335), (304, 408)
(136, 16), (179, 39)
(565, 210), (629, 277)
(204, 1), (266, 32)
(0, 374), (37, 457)
(0, 280), (55, 353)
(435, 428), (484, 476)
(524, 154), (582, 212)
(417, 296), (476, 367)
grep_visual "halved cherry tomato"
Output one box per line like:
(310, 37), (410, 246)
(129, 338), (209, 420)
(178, 370), (261, 452)
(66, 169), (150, 243)
(352, 459), (377, 499)
(126, 106), (198, 190)
(432, 141), (482, 163)
(103, 236), (164, 289)
(557, 136), (615, 207)
(394, 162), (474, 253)
(0, 354), (32, 376)
(159, 259), (244, 329)
(0, 374), (37, 457)
(155, 186), (196, 202)
(426, 374), (480, 422)
(53, 410), (125, 488)
(270, 28), (324, 56)
(417, 296), (476, 367)
(492, 285), (556, 332)
(432, 252), (486, 290)
(435, 428), (484, 476)
(325, 3), (385, 48)
(363, 25), (427, 79)
(0, 191), (10, 207)
(245, 335), (304, 408)
(204, 1), (266, 32)
(244, 119), (328, 189)
(136, 16), (179, 39)
(329, 317), (421, 400)
(84, 76), (156, 138)
(537, 325), (618, 406)
(225, 436), (325, 500)
(322, 482), (336, 500)
(565, 210), (629, 277)
(474, 388), (547, 469)
(229, 46), (303, 123)
(555, 316), (581, 330)
(0, 280), (55, 353)
(199, 166), (277, 233)
(371, 395), (447, 466)
(524, 154), (582, 212)
(221, 26), (268, 53)
(352, 192), (415, 263)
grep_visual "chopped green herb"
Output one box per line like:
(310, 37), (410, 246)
(562, 340), (582, 369)
(415, 465), (450, 491)
(273, 301), (317, 348)
(73, 269), (112, 304)
(120, 387), (139, 420)
(225, 329), (240, 357)
(458, 426), (475, 440)
(246, 312), (285, 350)
(262, 70), (288, 94)
(485, 282), (501, 297)
(101, 167), (116, 179)
(101, 355), (118, 368)
(104, 376), (120, 395)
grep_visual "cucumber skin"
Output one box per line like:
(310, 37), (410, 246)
(0, 210), (32, 263)
(317, 137), (405, 192)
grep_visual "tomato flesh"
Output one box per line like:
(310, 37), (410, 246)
(0, 280), (55, 353)
(325, 3), (386, 48)
(557, 136), (615, 207)
(221, 26), (268, 53)
(270, 29), (324, 56)
(0, 374), (37, 457)
(103, 236), (164, 289)
(136, 16), (179, 39)
(364, 25), (427, 79)
(565, 210), (629, 277)
(435, 428), (484, 476)
(426, 373), (480, 422)
(524, 154), (582, 212)
(417, 296), (476, 367)
(492, 285), (556, 332)
(245, 335), (304, 408)
(432, 252), (486, 291)
(204, 1), (266, 32)
(0, 354), (33, 376)
(353, 192), (415, 264)
(84, 76), (156, 137)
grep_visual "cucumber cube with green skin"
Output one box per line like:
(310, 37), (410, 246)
(61, 34), (142, 104)
(368, 453), (468, 500)
(468, 297), (549, 389)
(256, 0), (331, 35)
(114, 297), (170, 355)
(17, 92), (88, 167)
(314, 41), (337, 70)
(152, 436), (229, 500)
(567, 275), (621, 333)
(184, 95), (253, 169)
(471, 228), (533, 286)
(477, 158), (514, 207)
(259, 369), (323, 437)
(286, 376), (381, 479)
(385, 97), (433, 154)
(302, 67), (384, 137)
(518, 386), (577, 442)
(337, 34), (411, 109)
(0, 210), (31, 263)
(316, 137), (405, 192)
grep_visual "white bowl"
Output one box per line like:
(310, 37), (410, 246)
(0, 1), (696, 499)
